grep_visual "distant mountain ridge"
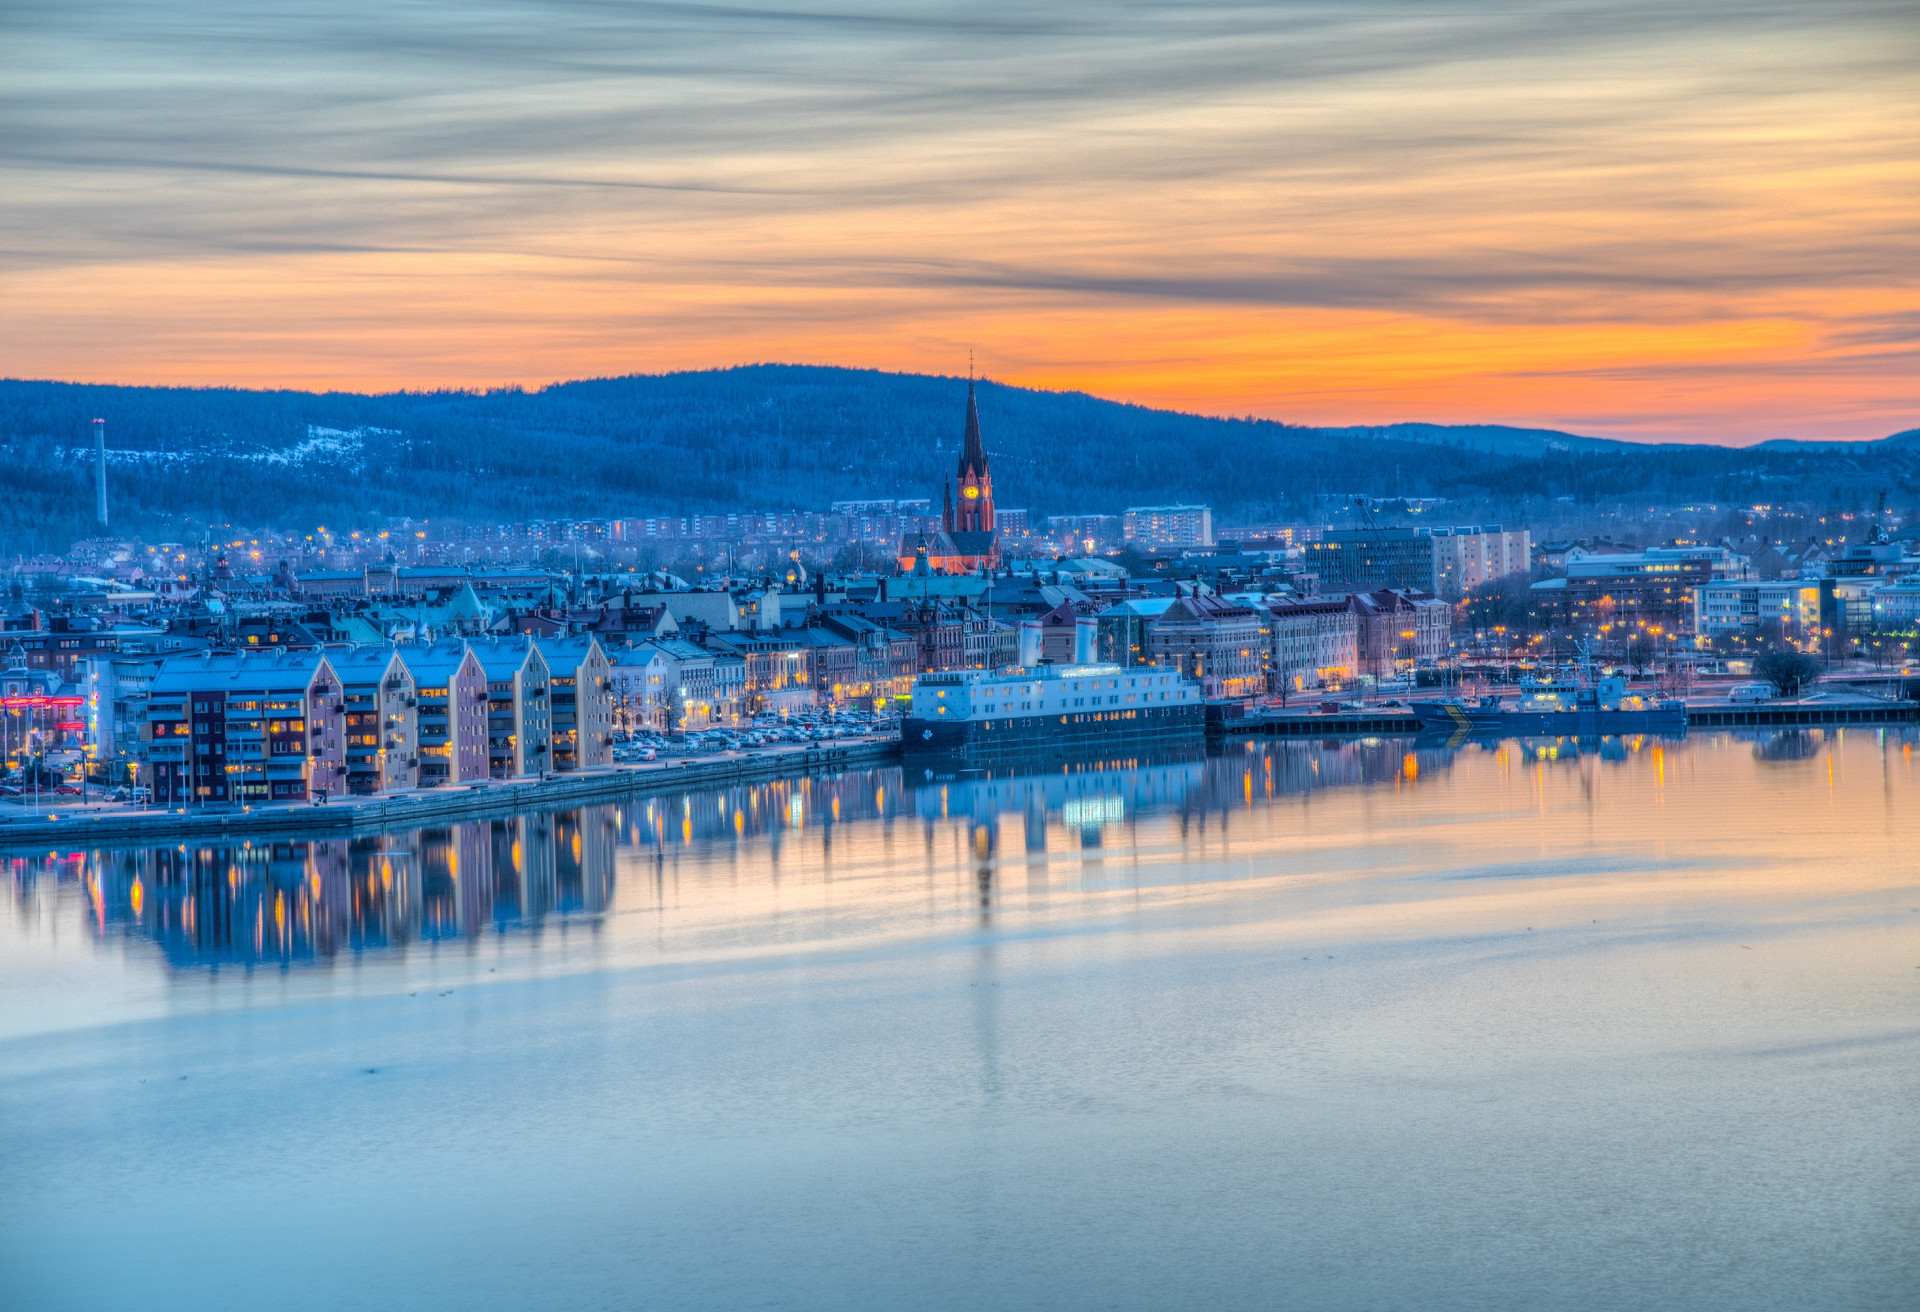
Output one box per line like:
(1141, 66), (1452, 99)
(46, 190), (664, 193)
(1319, 423), (1631, 457)
(0, 365), (1915, 556)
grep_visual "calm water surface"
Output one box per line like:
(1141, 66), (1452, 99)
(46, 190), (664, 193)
(3, 731), (1917, 1311)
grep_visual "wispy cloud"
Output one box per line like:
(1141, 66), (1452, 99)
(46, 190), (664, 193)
(2, 0), (1917, 440)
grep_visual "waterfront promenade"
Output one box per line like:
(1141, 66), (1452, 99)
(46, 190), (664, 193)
(16, 691), (1916, 847)
(0, 737), (902, 849)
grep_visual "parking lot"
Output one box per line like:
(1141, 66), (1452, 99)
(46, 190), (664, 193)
(612, 708), (900, 763)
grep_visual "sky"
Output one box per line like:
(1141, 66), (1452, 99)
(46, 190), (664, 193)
(3, 0), (1917, 444)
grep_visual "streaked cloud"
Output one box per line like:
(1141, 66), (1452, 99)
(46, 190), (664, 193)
(2, 0), (1916, 441)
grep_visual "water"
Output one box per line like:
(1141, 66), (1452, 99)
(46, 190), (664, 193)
(3, 731), (1917, 1311)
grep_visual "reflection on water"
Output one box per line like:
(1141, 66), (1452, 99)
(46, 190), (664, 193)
(9, 727), (1900, 975)
(1753, 729), (1823, 763)
(37, 811), (619, 969)
(5, 728), (1919, 1312)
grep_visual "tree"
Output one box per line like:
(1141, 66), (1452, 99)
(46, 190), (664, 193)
(1753, 647), (1821, 698)
(1626, 636), (1654, 675)
(1462, 573), (1535, 635)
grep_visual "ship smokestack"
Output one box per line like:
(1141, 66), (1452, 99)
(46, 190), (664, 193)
(1017, 620), (1041, 667)
(1073, 615), (1098, 665)
(92, 418), (108, 530)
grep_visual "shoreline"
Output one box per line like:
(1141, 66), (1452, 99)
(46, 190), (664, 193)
(1, 739), (904, 851)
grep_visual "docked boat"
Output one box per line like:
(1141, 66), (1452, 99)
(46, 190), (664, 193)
(903, 662), (1206, 759)
(1412, 673), (1686, 736)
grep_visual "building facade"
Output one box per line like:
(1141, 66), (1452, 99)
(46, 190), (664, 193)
(1350, 589), (1450, 679)
(1124, 505), (1214, 550)
(1692, 579), (1823, 641)
(531, 635), (614, 770)
(1530, 549), (1728, 631)
(469, 638), (553, 777)
(406, 642), (490, 786)
(1302, 528), (1440, 594)
(146, 651), (348, 805)
(1428, 526), (1531, 599)
(1268, 598), (1359, 692)
(1146, 592), (1266, 699)
(333, 646), (419, 794)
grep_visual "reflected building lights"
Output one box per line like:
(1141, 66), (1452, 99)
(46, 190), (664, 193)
(6, 727), (1899, 972)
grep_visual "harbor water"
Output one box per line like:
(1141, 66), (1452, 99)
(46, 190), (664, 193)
(3, 730), (1916, 1310)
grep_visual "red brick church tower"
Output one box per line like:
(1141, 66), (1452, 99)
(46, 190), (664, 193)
(947, 381), (994, 537)
(899, 379), (1002, 574)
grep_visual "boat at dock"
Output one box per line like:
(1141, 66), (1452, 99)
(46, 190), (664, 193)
(1412, 673), (1686, 736)
(903, 662), (1206, 760)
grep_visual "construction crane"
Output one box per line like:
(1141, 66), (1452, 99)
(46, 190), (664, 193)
(1353, 494), (1392, 590)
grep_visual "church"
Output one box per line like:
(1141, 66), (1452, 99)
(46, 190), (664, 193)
(896, 380), (1002, 575)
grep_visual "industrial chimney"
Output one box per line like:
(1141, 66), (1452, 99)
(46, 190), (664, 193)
(92, 418), (108, 530)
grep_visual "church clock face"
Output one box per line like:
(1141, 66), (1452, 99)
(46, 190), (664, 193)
(963, 486), (980, 499)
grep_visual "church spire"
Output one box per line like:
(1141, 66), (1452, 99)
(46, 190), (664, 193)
(958, 379), (988, 480)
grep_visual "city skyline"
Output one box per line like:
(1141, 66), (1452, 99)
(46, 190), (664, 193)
(5, 1), (1917, 445)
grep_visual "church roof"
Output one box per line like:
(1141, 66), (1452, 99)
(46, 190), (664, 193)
(948, 530), (997, 557)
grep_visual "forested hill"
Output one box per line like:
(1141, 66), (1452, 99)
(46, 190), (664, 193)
(2, 365), (1916, 555)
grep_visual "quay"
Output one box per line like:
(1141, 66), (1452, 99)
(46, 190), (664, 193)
(1209, 694), (1919, 738)
(0, 738), (902, 850)
(1685, 700), (1920, 728)
(1209, 707), (1418, 736)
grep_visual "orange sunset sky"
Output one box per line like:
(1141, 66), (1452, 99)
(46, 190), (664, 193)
(5, 1), (1918, 444)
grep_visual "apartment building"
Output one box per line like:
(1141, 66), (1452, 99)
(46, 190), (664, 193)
(468, 637), (553, 778)
(1124, 505), (1215, 550)
(530, 635), (614, 769)
(1428, 526), (1531, 598)
(404, 642), (490, 786)
(145, 650), (348, 805)
(332, 646), (419, 794)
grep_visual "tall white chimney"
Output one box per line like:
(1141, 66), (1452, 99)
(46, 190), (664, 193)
(92, 418), (108, 530)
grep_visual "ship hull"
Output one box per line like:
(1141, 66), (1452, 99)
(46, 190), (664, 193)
(1411, 701), (1686, 736)
(904, 704), (1206, 761)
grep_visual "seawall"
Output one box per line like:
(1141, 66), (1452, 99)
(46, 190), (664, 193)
(1, 740), (903, 851)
